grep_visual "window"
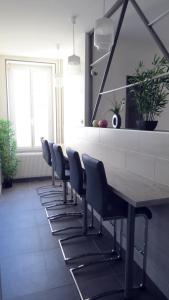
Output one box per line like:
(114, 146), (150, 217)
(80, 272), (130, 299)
(6, 61), (54, 150)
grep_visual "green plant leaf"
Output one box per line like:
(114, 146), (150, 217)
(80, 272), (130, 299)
(0, 119), (19, 179)
(128, 55), (169, 121)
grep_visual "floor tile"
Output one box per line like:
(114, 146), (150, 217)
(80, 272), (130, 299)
(0, 226), (41, 259)
(33, 208), (48, 226)
(1, 252), (47, 299)
(10, 284), (79, 300)
(0, 210), (36, 233)
(38, 224), (59, 251)
(43, 248), (73, 287)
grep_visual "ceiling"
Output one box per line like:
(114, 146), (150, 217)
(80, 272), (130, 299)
(0, 0), (168, 59)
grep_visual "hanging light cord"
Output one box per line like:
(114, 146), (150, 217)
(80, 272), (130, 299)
(72, 16), (76, 55)
(103, 0), (106, 16)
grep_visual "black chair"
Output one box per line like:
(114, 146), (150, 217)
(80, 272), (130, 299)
(70, 154), (152, 300)
(37, 138), (67, 207)
(45, 144), (83, 235)
(36, 138), (55, 195)
(59, 147), (112, 263)
(41, 141), (70, 207)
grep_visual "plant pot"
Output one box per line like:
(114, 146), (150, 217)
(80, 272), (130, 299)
(2, 178), (13, 188)
(136, 120), (158, 131)
(112, 114), (121, 129)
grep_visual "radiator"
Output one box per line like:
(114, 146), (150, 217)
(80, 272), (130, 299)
(15, 152), (52, 179)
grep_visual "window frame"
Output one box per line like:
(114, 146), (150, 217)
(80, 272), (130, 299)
(6, 59), (55, 152)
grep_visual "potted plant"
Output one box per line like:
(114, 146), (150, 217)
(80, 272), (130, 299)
(109, 99), (125, 128)
(0, 119), (18, 188)
(128, 55), (169, 130)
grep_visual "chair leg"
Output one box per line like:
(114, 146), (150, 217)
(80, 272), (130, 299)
(44, 182), (76, 210)
(98, 216), (103, 235)
(52, 165), (55, 185)
(59, 203), (120, 264)
(68, 217), (123, 300)
(44, 187), (75, 209)
(71, 255), (121, 274)
(89, 207), (94, 228)
(119, 219), (123, 256)
(38, 169), (63, 201)
(36, 184), (56, 194)
(36, 167), (59, 195)
(40, 191), (63, 205)
(46, 183), (84, 235)
(48, 212), (82, 221)
(141, 217), (149, 288)
(70, 258), (122, 300)
(112, 219), (117, 251)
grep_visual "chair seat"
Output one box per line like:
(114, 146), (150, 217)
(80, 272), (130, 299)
(135, 207), (152, 220)
(102, 185), (128, 219)
(64, 169), (70, 181)
(64, 156), (69, 170)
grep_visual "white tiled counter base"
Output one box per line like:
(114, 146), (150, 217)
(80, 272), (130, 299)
(64, 127), (169, 298)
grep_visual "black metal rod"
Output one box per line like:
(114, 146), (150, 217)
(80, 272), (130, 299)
(148, 8), (169, 27)
(85, 32), (93, 126)
(90, 51), (110, 67)
(88, 0), (124, 36)
(100, 71), (169, 95)
(91, 0), (129, 123)
(130, 0), (169, 60)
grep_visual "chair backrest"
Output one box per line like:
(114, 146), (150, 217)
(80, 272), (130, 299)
(53, 144), (66, 180)
(82, 154), (128, 219)
(66, 147), (84, 196)
(41, 138), (52, 167)
(48, 142), (54, 166)
(82, 154), (107, 214)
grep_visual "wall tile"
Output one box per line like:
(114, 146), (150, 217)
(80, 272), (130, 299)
(155, 158), (169, 186)
(99, 144), (126, 169)
(126, 151), (155, 180)
(99, 128), (139, 152)
(86, 127), (100, 143)
(139, 131), (169, 159)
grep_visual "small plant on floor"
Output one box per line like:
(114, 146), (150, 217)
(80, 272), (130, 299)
(0, 119), (18, 188)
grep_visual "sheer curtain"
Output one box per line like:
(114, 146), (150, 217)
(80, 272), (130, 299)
(55, 59), (64, 144)
(6, 60), (64, 150)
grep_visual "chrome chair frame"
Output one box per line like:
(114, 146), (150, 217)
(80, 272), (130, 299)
(45, 144), (83, 235)
(37, 138), (63, 203)
(59, 148), (120, 264)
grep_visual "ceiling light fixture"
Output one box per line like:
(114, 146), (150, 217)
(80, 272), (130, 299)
(94, 0), (114, 51)
(68, 16), (80, 65)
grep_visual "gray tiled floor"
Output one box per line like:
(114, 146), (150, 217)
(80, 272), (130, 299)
(0, 181), (166, 300)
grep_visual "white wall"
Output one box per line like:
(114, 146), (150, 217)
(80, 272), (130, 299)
(92, 37), (169, 130)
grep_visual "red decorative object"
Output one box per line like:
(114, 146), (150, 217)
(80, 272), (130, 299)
(98, 120), (108, 128)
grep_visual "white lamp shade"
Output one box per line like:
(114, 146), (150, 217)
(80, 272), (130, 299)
(94, 17), (114, 51)
(68, 54), (80, 65)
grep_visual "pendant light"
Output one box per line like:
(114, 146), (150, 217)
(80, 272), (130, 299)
(94, 0), (114, 51)
(68, 16), (80, 65)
